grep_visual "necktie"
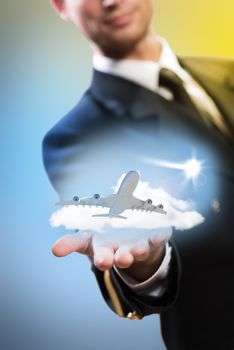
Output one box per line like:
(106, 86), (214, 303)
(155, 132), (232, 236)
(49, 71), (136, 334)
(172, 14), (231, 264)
(158, 67), (230, 138)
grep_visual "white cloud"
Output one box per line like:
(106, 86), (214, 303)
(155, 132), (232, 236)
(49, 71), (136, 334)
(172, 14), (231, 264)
(50, 174), (205, 233)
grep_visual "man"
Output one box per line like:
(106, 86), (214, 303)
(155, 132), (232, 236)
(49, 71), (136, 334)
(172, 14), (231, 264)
(43, 1), (234, 349)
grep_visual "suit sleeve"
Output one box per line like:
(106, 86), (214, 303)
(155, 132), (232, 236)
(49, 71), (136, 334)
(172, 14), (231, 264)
(91, 241), (181, 320)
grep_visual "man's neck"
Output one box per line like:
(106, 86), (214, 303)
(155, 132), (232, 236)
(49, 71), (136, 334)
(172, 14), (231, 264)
(121, 32), (162, 61)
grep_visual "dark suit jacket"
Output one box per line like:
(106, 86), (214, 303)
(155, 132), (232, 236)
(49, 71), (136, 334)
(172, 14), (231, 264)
(43, 57), (234, 350)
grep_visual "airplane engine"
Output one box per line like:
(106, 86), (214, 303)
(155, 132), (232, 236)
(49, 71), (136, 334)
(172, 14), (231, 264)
(73, 196), (79, 202)
(93, 194), (100, 200)
(144, 198), (153, 209)
(93, 193), (101, 207)
(157, 204), (164, 209)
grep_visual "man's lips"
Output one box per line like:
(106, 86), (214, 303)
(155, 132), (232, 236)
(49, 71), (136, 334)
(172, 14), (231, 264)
(104, 11), (135, 28)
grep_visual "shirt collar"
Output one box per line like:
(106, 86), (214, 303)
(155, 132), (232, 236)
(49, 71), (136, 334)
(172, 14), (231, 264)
(93, 37), (186, 93)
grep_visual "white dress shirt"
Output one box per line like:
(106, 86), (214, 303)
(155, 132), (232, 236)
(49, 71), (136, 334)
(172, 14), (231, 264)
(94, 37), (228, 136)
(93, 37), (190, 100)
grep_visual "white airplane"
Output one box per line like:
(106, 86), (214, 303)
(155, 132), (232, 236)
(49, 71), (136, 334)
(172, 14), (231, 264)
(56, 170), (167, 219)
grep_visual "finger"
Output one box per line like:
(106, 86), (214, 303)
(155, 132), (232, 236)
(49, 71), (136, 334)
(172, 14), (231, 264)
(114, 246), (134, 269)
(149, 227), (172, 247)
(130, 240), (151, 262)
(52, 232), (92, 257)
(93, 245), (115, 271)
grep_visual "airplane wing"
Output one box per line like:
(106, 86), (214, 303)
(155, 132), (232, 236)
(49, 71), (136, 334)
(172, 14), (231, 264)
(56, 194), (117, 209)
(79, 194), (116, 208)
(128, 196), (167, 215)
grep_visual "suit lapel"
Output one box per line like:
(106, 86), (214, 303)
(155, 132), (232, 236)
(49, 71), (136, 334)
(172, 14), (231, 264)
(90, 69), (198, 122)
(179, 57), (234, 133)
(91, 58), (234, 144)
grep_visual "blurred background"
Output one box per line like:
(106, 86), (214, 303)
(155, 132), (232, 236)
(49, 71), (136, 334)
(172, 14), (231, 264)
(0, 1), (233, 349)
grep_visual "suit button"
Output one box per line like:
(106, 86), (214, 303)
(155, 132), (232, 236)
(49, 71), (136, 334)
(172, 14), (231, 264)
(211, 199), (221, 213)
(126, 311), (140, 320)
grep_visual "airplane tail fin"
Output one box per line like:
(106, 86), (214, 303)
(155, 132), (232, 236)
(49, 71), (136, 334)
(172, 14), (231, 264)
(92, 213), (127, 220)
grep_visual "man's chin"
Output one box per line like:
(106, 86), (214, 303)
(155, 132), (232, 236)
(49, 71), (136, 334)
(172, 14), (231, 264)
(101, 43), (136, 58)
(97, 32), (146, 58)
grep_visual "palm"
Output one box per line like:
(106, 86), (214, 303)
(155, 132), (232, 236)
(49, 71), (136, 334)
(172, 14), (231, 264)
(52, 227), (172, 272)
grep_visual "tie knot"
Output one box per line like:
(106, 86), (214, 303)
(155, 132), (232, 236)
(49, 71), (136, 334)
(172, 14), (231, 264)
(159, 68), (184, 90)
(158, 68), (187, 104)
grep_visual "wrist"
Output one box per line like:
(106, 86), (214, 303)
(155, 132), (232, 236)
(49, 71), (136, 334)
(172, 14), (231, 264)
(119, 245), (166, 282)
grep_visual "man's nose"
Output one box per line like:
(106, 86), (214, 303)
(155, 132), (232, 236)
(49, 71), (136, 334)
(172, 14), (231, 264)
(102, 0), (123, 9)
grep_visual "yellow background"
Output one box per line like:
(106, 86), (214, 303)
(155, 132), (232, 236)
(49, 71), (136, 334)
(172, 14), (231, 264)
(155, 0), (234, 56)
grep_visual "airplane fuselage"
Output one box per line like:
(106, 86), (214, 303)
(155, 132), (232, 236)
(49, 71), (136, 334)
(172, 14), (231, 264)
(108, 195), (131, 217)
(117, 170), (140, 196)
(109, 171), (140, 217)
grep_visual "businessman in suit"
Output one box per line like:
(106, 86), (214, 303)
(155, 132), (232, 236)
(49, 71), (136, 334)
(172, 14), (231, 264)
(43, 1), (234, 349)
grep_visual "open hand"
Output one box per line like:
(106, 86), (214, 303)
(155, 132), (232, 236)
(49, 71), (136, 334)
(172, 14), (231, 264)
(52, 227), (172, 281)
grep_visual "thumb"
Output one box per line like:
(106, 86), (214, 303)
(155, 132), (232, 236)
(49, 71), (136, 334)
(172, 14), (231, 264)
(52, 231), (93, 257)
